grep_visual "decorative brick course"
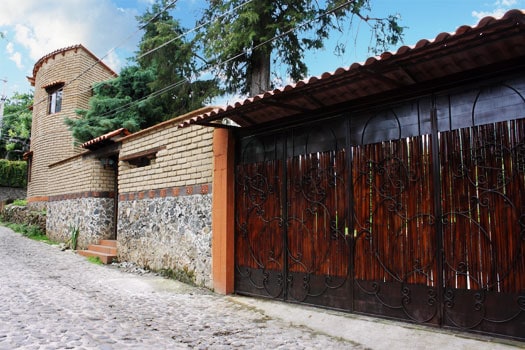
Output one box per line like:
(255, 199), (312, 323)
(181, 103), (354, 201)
(118, 184), (212, 202)
(48, 191), (114, 201)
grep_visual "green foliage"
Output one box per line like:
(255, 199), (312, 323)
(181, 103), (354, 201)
(136, 0), (221, 117)
(198, 0), (404, 95)
(66, 0), (221, 144)
(0, 159), (27, 187)
(68, 225), (79, 250)
(1, 92), (33, 160)
(87, 256), (103, 265)
(11, 199), (27, 206)
(160, 266), (196, 286)
(65, 66), (162, 144)
(5, 222), (54, 244)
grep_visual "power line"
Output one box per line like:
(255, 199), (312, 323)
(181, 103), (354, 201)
(37, 0), (257, 120)
(136, 0), (254, 61)
(28, 0), (180, 111)
(90, 0), (357, 120)
(31, 0), (357, 128)
(27, 0), (258, 122)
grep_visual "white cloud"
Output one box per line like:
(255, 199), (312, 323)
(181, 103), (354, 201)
(472, 0), (522, 20)
(5, 42), (23, 69)
(102, 50), (123, 74)
(495, 0), (518, 7)
(472, 8), (508, 20)
(0, 0), (140, 73)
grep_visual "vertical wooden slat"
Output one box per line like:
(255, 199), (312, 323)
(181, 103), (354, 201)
(352, 137), (436, 286)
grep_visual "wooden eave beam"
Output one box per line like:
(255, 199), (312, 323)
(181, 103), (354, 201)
(195, 121), (239, 129)
(84, 143), (121, 159)
(360, 68), (408, 88)
(302, 92), (326, 108)
(260, 98), (313, 113)
(119, 145), (166, 162)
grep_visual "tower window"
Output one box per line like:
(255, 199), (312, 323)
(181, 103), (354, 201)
(47, 84), (64, 114)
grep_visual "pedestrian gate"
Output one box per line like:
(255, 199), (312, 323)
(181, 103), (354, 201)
(234, 79), (525, 340)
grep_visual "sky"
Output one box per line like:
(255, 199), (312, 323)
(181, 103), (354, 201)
(0, 0), (523, 103)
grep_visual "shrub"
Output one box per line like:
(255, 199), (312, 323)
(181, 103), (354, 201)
(0, 160), (27, 188)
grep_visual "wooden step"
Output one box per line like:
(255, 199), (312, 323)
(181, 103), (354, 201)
(99, 239), (117, 247)
(78, 240), (118, 264)
(86, 244), (117, 255)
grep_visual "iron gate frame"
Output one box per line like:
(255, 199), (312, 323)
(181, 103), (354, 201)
(233, 77), (525, 340)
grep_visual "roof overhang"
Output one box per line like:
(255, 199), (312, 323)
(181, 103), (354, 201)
(180, 9), (525, 130)
(81, 128), (131, 151)
(27, 44), (118, 87)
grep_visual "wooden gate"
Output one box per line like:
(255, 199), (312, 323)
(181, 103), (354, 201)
(234, 80), (525, 340)
(235, 120), (352, 309)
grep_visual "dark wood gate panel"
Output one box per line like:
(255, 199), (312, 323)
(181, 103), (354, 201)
(235, 124), (351, 309)
(234, 79), (525, 339)
(440, 119), (525, 336)
(352, 136), (439, 324)
(286, 148), (350, 309)
(235, 134), (285, 298)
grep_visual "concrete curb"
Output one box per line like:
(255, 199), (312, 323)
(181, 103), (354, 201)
(229, 295), (524, 350)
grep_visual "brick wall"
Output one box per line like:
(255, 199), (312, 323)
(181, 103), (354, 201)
(48, 155), (116, 195)
(119, 121), (214, 194)
(44, 154), (117, 246)
(27, 45), (116, 206)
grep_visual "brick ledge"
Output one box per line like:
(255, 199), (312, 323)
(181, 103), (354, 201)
(119, 183), (211, 201)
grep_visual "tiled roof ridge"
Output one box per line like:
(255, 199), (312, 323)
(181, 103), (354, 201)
(29, 44), (117, 84)
(81, 128), (131, 149)
(179, 8), (524, 127)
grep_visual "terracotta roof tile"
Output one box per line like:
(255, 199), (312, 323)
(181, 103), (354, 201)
(28, 44), (117, 87)
(81, 128), (131, 150)
(180, 9), (525, 129)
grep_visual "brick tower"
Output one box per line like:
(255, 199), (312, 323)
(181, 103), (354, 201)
(26, 45), (117, 209)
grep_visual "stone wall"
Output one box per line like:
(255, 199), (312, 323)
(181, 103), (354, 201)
(0, 187), (27, 202)
(0, 205), (46, 233)
(118, 192), (212, 288)
(36, 150), (118, 247)
(116, 108), (215, 288)
(46, 197), (115, 249)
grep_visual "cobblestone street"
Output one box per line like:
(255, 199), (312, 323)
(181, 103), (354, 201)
(0, 226), (522, 350)
(0, 226), (358, 349)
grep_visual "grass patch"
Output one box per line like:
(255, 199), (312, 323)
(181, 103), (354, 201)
(11, 199), (28, 206)
(159, 266), (196, 286)
(87, 256), (103, 265)
(4, 222), (56, 244)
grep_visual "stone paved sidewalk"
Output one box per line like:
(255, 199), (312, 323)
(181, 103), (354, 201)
(0, 226), (358, 349)
(0, 226), (523, 350)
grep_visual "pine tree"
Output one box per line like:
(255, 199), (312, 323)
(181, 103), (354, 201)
(198, 0), (404, 96)
(66, 0), (220, 144)
(65, 66), (162, 144)
(136, 0), (220, 117)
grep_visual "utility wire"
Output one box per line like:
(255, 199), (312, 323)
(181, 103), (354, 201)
(29, 0), (256, 110)
(64, 0), (255, 103)
(90, 0), (357, 120)
(28, 0), (179, 111)
(136, 0), (254, 61)
(28, 0), (356, 128)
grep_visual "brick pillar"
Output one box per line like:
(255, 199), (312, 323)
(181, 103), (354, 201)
(211, 128), (235, 294)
